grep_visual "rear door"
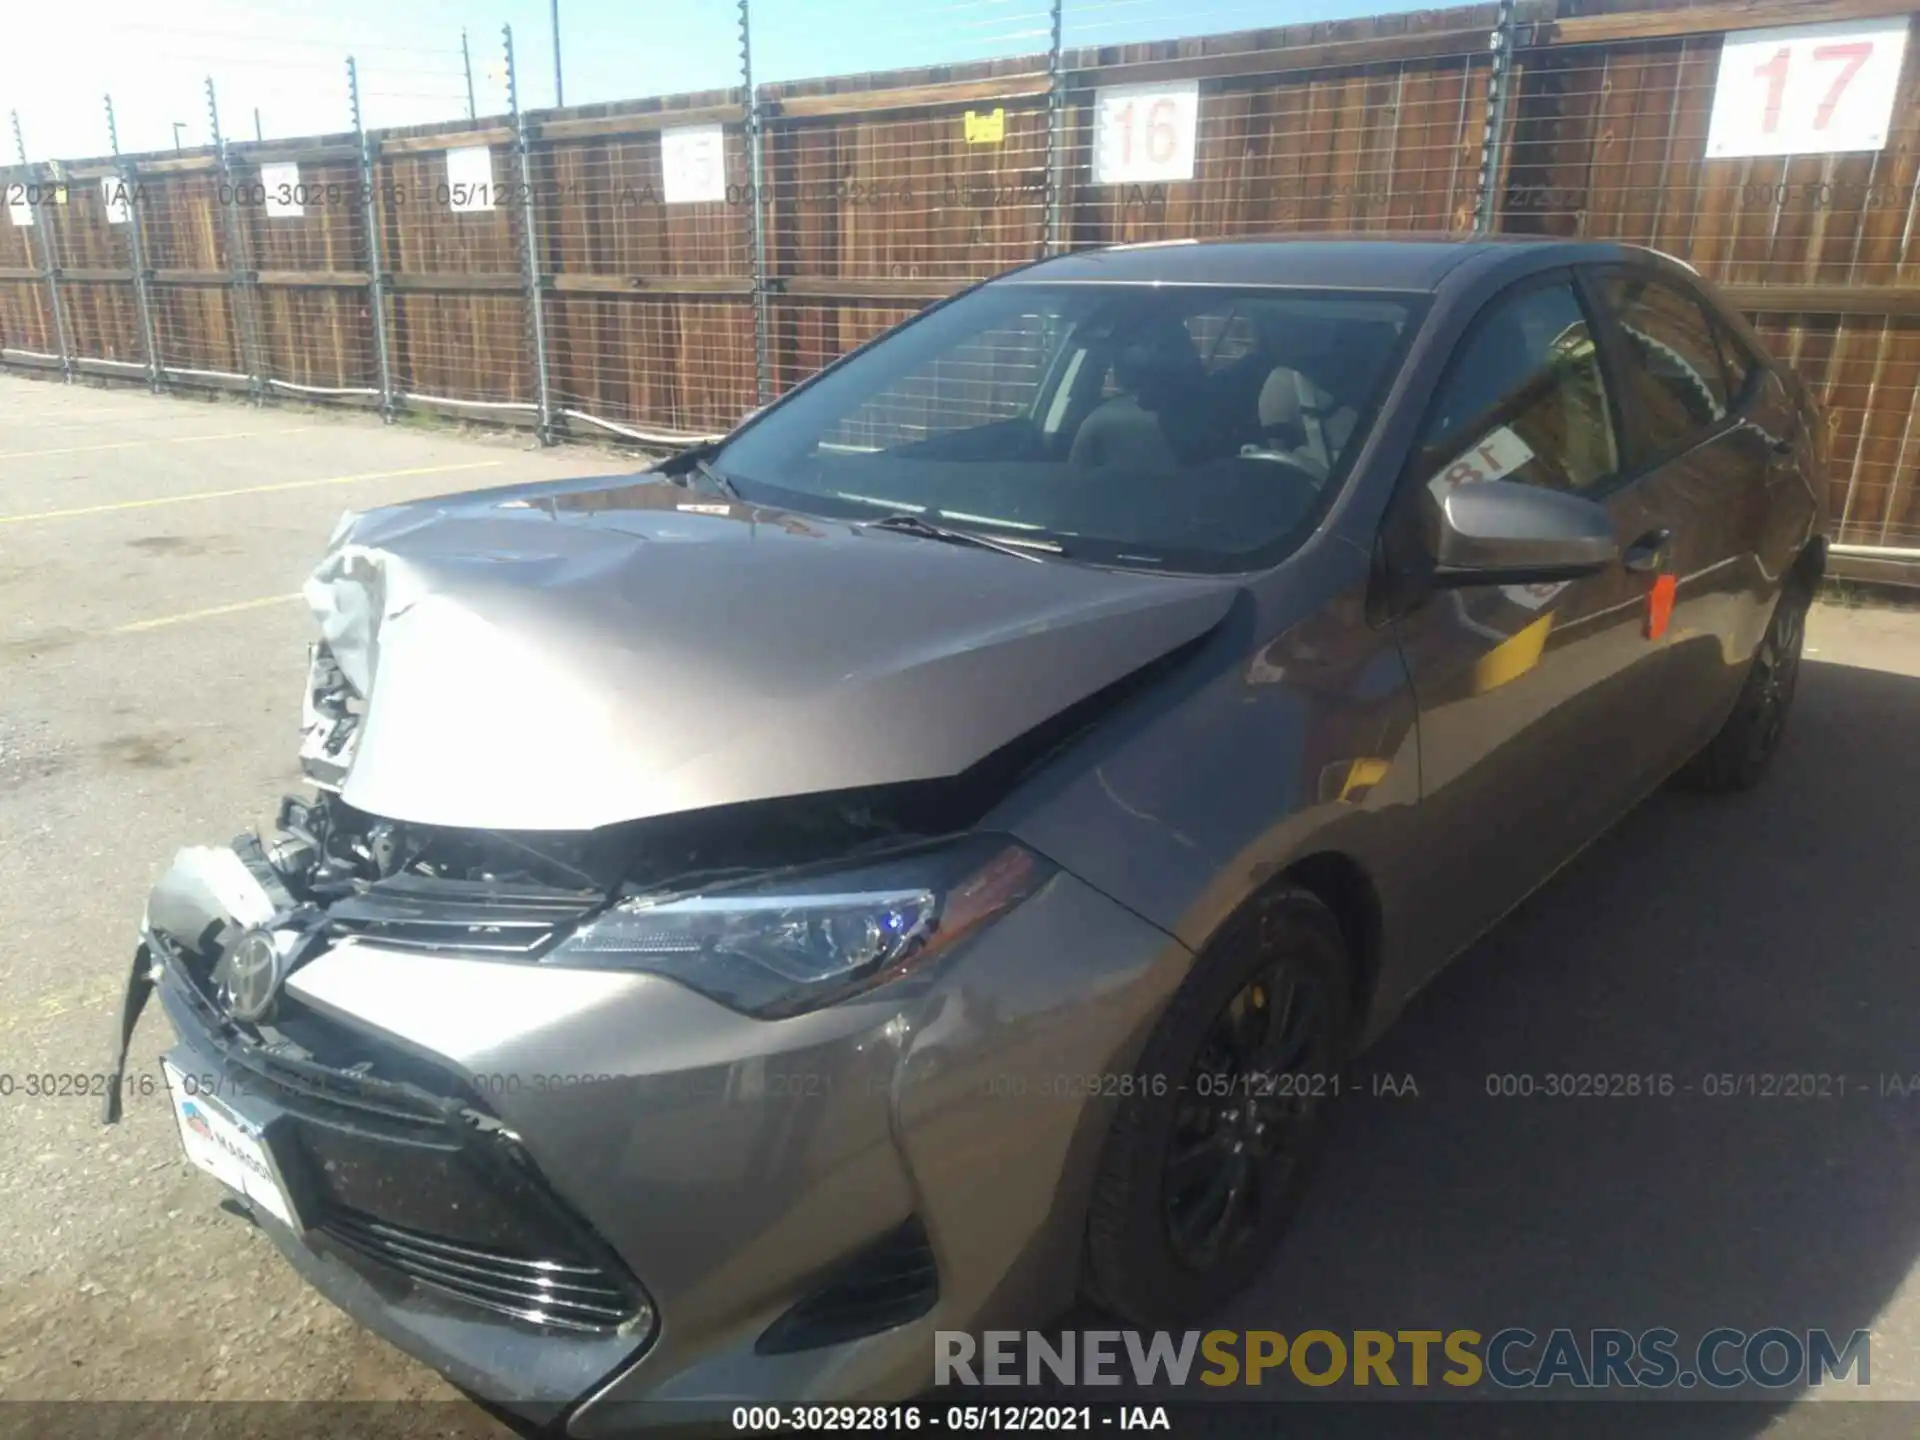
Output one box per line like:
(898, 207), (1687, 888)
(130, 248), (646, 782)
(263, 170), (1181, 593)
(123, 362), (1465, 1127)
(1383, 271), (1669, 969)
(1581, 265), (1778, 779)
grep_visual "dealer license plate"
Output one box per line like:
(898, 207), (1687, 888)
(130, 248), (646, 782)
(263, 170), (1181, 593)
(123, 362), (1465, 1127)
(161, 1061), (295, 1228)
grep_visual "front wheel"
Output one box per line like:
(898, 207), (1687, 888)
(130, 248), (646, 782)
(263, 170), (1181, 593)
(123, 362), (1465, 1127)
(1676, 587), (1808, 793)
(1082, 886), (1352, 1326)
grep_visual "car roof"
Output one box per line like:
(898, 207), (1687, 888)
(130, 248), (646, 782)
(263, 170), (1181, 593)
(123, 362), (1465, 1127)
(994, 234), (1645, 293)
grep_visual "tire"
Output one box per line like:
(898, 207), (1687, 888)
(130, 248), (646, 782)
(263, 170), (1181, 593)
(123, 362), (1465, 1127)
(1083, 885), (1353, 1326)
(1675, 585), (1808, 793)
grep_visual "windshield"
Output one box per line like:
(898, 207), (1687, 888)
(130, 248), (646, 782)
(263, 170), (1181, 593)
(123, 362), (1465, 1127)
(712, 281), (1421, 572)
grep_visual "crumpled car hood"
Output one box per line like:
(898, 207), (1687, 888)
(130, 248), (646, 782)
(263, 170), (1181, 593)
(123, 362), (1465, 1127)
(305, 475), (1238, 831)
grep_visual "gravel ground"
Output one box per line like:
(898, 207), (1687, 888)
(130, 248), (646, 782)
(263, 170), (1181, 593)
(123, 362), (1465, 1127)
(4, 372), (1920, 1438)
(0, 377), (628, 1428)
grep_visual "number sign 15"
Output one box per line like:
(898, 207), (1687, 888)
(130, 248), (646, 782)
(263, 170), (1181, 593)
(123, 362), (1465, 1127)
(1093, 81), (1200, 186)
(445, 147), (496, 212)
(1706, 18), (1910, 158)
(661, 125), (727, 205)
(261, 163), (303, 219)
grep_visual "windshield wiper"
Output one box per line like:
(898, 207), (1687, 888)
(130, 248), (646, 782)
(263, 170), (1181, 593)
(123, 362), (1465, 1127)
(689, 456), (741, 501)
(666, 452), (741, 501)
(860, 512), (1063, 562)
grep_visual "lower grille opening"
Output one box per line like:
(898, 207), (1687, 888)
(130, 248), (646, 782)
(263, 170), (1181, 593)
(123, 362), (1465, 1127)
(756, 1218), (939, 1354)
(320, 1209), (644, 1334)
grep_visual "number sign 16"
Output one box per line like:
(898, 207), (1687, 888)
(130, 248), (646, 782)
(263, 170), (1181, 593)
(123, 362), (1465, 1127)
(1706, 18), (1910, 158)
(1093, 81), (1200, 186)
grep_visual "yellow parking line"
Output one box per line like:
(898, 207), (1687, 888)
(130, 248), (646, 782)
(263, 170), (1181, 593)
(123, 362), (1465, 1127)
(0, 426), (315, 462)
(0, 458), (503, 526)
(109, 592), (306, 634)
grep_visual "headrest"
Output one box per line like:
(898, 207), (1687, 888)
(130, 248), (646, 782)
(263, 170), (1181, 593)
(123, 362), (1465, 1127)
(1258, 367), (1306, 430)
(1113, 318), (1202, 397)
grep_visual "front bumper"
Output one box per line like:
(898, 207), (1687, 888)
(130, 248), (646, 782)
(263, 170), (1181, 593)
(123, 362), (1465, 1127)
(134, 850), (1191, 1434)
(154, 963), (652, 1420)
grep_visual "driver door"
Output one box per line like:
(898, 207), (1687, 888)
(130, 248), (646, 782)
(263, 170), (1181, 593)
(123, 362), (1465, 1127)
(1384, 271), (1672, 972)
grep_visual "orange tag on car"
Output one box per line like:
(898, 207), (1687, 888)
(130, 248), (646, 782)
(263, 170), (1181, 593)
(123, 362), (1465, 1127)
(1646, 574), (1676, 640)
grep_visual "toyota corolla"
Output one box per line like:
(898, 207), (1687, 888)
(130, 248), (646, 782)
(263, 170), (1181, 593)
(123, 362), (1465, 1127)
(107, 237), (1826, 1433)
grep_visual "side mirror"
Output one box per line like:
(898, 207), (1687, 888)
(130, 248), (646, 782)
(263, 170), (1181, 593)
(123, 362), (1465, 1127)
(1431, 479), (1618, 586)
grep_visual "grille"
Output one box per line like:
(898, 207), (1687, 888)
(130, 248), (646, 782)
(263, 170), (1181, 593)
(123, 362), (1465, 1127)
(159, 953), (652, 1338)
(756, 1219), (939, 1353)
(320, 1210), (644, 1333)
(325, 875), (600, 956)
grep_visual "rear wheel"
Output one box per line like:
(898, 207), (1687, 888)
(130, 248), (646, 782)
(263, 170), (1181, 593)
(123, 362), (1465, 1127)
(1676, 586), (1808, 793)
(1083, 886), (1351, 1325)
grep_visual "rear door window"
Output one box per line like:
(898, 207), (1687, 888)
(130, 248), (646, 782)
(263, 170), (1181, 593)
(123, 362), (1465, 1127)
(1595, 272), (1733, 464)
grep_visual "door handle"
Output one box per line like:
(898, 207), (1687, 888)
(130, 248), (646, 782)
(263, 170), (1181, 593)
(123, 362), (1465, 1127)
(1622, 528), (1673, 574)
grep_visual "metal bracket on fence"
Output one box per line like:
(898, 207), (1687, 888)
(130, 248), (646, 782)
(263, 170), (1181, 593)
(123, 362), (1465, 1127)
(10, 111), (74, 383)
(505, 25), (556, 445)
(741, 0), (771, 407)
(1472, 0), (1518, 235)
(207, 78), (267, 403)
(347, 59), (397, 423)
(108, 96), (164, 393)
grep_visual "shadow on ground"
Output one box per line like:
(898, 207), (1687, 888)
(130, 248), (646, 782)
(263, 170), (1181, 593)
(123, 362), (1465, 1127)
(1055, 658), (1920, 1438)
(1234, 658), (1920, 1431)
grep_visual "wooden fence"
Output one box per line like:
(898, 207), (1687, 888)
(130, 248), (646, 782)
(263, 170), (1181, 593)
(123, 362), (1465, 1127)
(4, 0), (1920, 549)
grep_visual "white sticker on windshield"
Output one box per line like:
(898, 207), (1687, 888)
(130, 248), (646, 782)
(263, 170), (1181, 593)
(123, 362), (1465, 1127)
(1426, 425), (1535, 501)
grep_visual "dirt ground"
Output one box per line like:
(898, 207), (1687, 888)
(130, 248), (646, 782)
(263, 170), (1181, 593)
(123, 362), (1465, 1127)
(4, 372), (1920, 1437)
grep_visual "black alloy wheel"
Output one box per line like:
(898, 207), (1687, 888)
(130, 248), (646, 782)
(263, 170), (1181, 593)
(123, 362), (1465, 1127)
(1162, 960), (1337, 1270)
(1678, 586), (1809, 792)
(1083, 885), (1352, 1325)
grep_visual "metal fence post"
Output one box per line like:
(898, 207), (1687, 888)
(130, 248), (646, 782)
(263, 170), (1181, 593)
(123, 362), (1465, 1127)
(10, 111), (73, 382)
(1044, 0), (1066, 256)
(1472, 0), (1517, 235)
(740, 0), (771, 406)
(348, 59), (397, 422)
(504, 25), (556, 444)
(207, 77), (266, 400)
(107, 95), (164, 393)
(461, 29), (477, 120)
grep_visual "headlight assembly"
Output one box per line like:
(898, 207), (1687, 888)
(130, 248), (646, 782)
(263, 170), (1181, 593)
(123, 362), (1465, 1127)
(544, 837), (1052, 1017)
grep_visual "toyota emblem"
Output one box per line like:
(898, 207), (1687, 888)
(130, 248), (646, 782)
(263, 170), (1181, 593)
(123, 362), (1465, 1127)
(220, 929), (288, 1022)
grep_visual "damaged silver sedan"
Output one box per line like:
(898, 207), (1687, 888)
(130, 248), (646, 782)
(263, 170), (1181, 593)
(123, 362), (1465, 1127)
(109, 237), (1825, 1431)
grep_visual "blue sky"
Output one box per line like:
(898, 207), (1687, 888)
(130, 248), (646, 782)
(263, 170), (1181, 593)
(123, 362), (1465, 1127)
(5, 0), (1433, 160)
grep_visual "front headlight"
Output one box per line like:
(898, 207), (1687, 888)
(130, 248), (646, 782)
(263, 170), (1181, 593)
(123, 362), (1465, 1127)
(544, 837), (1052, 1018)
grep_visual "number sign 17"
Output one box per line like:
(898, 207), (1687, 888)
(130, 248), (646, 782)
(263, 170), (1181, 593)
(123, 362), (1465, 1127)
(1706, 18), (1909, 158)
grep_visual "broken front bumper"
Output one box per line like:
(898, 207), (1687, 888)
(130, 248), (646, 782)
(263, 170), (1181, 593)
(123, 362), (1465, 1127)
(151, 950), (656, 1418)
(118, 838), (1191, 1432)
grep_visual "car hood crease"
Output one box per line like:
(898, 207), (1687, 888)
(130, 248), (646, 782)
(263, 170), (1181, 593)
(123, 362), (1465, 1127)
(305, 482), (1239, 831)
